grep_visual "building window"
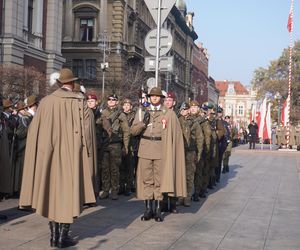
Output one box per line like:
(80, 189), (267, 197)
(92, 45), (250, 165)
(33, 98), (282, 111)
(86, 59), (97, 79)
(80, 18), (94, 41)
(72, 59), (97, 79)
(73, 59), (84, 78)
(238, 105), (244, 116)
(28, 0), (34, 33)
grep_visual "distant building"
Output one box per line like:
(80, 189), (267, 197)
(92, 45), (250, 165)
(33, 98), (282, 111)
(216, 80), (256, 128)
(0, 0), (65, 77)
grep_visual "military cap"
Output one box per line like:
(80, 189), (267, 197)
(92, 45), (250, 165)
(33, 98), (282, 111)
(179, 102), (190, 111)
(217, 106), (223, 113)
(16, 101), (26, 111)
(123, 98), (132, 105)
(203, 102), (214, 109)
(166, 91), (176, 100)
(147, 87), (165, 97)
(57, 68), (78, 84)
(224, 115), (230, 119)
(87, 93), (97, 100)
(3, 99), (13, 109)
(200, 103), (208, 111)
(189, 100), (199, 107)
(24, 95), (38, 108)
(107, 93), (119, 100)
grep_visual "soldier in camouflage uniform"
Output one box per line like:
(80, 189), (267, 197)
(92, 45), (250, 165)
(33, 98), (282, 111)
(215, 107), (226, 183)
(191, 102), (211, 200)
(119, 98), (137, 196)
(178, 102), (203, 206)
(87, 93), (102, 196)
(222, 116), (235, 173)
(207, 106), (218, 189)
(97, 94), (129, 200)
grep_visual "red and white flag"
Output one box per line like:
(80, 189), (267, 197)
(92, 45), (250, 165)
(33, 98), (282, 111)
(259, 98), (267, 139)
(265, 102), (272, 140)
(281, 97), (289, 126)
(287, 1), (293, 33)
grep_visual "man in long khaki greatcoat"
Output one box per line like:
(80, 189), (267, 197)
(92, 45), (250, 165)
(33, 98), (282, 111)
(19, 68), (97, 249)
(131, 87), (186, 222)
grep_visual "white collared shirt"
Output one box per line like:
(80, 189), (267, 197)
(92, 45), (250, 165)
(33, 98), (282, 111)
(150, 104), (161, 111)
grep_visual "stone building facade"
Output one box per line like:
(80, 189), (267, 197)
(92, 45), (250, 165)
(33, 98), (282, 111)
(0, 0), (65, 77)
(61, 0), (200, 103)
(216, 80), (256, 127)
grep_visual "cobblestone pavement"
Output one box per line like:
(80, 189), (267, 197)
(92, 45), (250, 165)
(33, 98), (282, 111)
(0, 145), (300, 250)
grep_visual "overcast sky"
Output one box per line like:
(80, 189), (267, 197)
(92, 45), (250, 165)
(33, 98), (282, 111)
(184, 0), (300, 86)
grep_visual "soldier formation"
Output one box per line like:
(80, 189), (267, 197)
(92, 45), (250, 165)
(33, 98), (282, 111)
(0, 68), (237, 248)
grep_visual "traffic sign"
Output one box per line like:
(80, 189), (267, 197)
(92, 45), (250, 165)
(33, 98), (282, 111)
(144, 56), (174, 72)
(145, 28), (173, 57)
(144, 0), (176, 26)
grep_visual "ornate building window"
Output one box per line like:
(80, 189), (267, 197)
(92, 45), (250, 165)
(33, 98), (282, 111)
(72, 59), (97, 80)
(80, 18), (94, 41)
(238, 105), (244, 116)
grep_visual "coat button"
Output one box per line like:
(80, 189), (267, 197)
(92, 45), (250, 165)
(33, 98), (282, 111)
(75, 131), (78, 134)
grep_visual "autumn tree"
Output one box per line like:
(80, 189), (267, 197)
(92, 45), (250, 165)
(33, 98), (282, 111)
(251, 40), (300, 123)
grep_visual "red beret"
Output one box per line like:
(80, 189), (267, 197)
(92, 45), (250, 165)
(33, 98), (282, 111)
(166, 92), (176, 100)
(87, 94), (97, 100)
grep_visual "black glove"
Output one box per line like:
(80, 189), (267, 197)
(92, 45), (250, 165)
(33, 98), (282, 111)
(143, 111), (150, 126)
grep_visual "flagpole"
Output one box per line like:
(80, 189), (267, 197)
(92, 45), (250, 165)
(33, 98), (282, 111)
(286, 0), (294, 147)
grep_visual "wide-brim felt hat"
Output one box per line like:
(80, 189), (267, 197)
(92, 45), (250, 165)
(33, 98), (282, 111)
(24, 95), (38, 108)
(3, 99), (13, 109)
(57, 68), (78, 84)
(16, 101), (26, 111)
(147, 87), (165, 97)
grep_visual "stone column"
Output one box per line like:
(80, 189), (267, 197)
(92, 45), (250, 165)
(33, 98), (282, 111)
(34, 0), (43, 36)
(100, 0), (107, 33)
(23, 0), (28, 31)
(63, 0), (73, 41)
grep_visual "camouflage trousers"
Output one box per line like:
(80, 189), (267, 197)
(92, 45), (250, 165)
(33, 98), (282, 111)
(119, 150), (136, 192)
(185, 151), (196, 198)
(222, 141), (232, 168)
(194, 158), (204, 194)
(101, 143), (122, 193)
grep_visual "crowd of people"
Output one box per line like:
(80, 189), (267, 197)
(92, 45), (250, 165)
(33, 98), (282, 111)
(0, 68), (237, 248)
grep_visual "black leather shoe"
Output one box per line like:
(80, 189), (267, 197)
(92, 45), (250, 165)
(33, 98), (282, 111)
(169, 197), (178, 213)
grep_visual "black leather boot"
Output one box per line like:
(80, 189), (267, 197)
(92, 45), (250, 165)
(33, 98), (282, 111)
(222, 167), (226, 174)
(141, 200), (153, 221)
(49, 221), (59, 247)
(226, 165), (229, 172)
(169, 197), (178, 213)
(193, 193), (200, 202)
(154, 200), (164, 222)
(161, 194), (169, 212)
(57, 223), (77, 248)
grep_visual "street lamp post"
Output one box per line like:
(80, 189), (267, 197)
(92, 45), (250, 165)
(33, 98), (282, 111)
(98, 31), (109, 101)
(274, 92), (282, 125)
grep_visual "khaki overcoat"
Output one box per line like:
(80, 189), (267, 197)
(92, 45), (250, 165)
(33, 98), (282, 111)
(19, 88), (97, 223)
(132, 107), (187, 199)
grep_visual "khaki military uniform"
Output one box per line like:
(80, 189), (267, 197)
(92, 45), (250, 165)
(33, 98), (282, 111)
(179, 114), (204, 202)
(97, 108), (129, 197)
(131, 106), (186, 201)
(222, 123), (236, 170)
(289, 125), (296, 147)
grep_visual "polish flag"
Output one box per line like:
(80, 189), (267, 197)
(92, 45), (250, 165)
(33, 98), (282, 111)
(259, 98), (267, 139)
(264, 102), (272, 140)
(250, 104), (256, 123)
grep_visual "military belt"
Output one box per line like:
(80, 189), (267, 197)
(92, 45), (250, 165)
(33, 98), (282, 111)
(141, 135), (162, 141)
